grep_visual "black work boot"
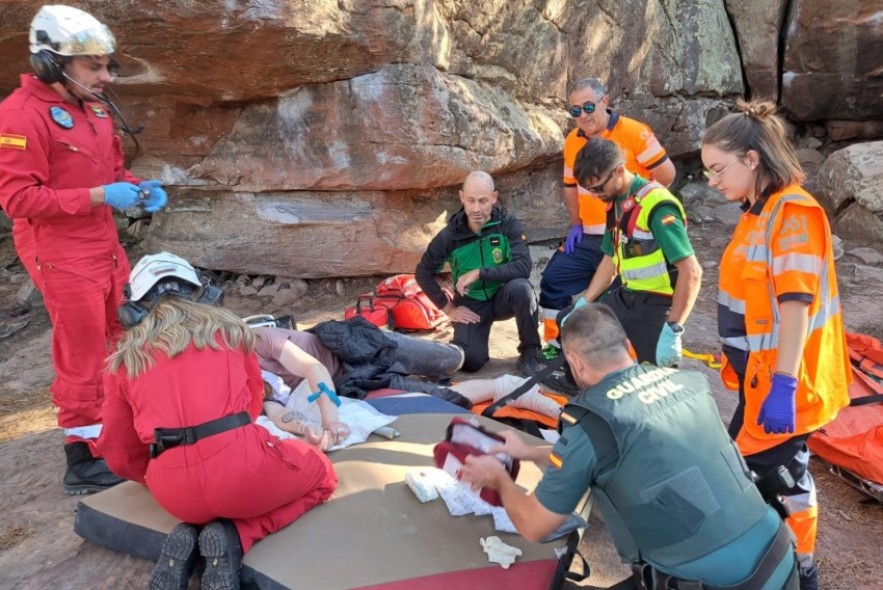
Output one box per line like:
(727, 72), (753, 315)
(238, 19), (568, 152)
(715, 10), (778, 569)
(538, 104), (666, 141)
(542, 362), (581, 397)
(149, 523), (200, 590)
(798, 564), (819, 590)
(63, 441), (125, 495)
(516, 347), (547, 378)
(199, 520), (242, 590)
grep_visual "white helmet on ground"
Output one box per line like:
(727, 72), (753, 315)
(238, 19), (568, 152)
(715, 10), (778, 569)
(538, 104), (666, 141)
(29, 5), (116, 57)
(127, 252), (202, 303)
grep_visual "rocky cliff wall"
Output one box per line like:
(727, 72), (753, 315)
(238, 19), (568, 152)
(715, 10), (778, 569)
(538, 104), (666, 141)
(1, 0), (880, 275)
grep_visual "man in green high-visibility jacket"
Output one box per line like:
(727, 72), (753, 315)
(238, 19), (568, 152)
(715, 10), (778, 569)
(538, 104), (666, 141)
(415, 171), (544, 377)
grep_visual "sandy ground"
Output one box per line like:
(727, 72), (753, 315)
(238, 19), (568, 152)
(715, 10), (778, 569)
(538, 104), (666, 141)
(0, 221), (881, 589)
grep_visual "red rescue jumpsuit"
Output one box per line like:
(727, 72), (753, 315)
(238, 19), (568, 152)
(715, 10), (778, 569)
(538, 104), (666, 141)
(0, 74), (137, 446)
(99, 342), (338, 553)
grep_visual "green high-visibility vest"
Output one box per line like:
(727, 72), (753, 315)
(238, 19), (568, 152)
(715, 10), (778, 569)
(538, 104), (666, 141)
(614, 182), (687, 295)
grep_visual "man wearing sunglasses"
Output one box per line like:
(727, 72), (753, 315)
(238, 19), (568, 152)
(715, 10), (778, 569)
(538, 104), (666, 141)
(544, 138), (700, 395)
(538, 78), (676, 362)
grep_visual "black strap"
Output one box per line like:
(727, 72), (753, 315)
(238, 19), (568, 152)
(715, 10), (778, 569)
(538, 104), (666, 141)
(705, 521), (794, 590)
(481, 353), (567, 419)
(850, 393), (883, 406)
(548, 529), (591, 590)
(627, 520), (795, 590)
(150, 411), (251, 458)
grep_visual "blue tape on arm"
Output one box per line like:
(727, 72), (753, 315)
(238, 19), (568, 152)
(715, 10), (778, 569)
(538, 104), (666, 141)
(307, 382), (342, 407)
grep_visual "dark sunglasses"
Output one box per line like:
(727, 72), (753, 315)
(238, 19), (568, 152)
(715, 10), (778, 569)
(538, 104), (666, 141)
(568, 102), (596, 118)
(583, 163), (622, 193)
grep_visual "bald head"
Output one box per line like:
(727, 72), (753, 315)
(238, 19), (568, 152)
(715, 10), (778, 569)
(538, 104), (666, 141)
(462, 170), (495, 193)
(459, 170), (498, 233)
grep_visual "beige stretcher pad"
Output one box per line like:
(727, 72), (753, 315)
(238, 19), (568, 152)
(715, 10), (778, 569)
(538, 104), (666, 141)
(75, 412), (566, 589)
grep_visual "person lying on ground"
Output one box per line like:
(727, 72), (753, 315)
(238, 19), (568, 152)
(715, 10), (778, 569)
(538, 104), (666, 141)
(252, 327), (349, 449)
(253, 322), (470, 406)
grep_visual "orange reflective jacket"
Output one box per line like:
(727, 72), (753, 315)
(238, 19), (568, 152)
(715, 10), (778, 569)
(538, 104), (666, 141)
(718, 184), (851, 455)
(563, 113), (668, 235)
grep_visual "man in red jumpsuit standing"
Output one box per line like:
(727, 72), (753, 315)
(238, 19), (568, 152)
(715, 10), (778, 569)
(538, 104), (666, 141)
(0, 5), (168, 494)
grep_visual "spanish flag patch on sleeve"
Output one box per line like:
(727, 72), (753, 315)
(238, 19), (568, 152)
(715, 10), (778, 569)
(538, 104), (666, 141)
(661, 214), (677, 225)
(549, 451), (563, 469)
(0, 134), (27, 150)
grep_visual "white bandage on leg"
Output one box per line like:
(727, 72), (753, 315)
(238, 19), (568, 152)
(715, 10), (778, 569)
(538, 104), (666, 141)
(493, 374), (562, 418)
(480, 535), (523, 569)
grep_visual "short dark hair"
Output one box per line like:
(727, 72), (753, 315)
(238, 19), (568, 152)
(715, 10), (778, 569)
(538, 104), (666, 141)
(573, 138), (623, 186)
(560, 302), (630, 366)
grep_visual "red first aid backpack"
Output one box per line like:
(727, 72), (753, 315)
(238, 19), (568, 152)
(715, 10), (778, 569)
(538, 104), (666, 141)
(344, 274), (450, 332)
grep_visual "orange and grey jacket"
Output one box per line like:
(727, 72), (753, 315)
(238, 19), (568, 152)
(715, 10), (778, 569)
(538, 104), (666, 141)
(717, 183), (851, 455)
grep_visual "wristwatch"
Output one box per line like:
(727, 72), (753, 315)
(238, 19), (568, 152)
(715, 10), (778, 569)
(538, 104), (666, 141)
(666, 321), (684, 333)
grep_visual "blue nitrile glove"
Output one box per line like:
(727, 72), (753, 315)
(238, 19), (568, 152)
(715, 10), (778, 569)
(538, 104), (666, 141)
(102, 182), (142, 210)
(560, 295), (587, 327)
(655, 322), (683, 368)
(138, 179), (168, 213)
(757, 373), (797, 434)
(564, 224), (584, 255)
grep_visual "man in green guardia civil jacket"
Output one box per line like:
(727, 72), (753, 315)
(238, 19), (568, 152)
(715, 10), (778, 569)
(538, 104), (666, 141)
(415, 171), (544, 377)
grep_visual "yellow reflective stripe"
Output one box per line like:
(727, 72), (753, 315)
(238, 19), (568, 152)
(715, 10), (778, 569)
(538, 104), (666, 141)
(622, 261), (668, 281)
(772, 252), (823, 275)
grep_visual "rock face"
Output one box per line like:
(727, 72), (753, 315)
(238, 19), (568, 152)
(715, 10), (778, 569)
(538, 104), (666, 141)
(726, 0), (883, 123)
(780, 0), (883, 122)
(816, 141), (883, 243)
(0, 0), (881, 276)
(725, 0), (788, 101)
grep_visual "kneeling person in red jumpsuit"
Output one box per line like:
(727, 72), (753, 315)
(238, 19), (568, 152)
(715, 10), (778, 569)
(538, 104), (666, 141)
(99, 253), (338, 590)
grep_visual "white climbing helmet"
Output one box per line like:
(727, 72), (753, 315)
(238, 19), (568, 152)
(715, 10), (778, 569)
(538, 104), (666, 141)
(29, 5), (116, 57)
(127, 252), (202, 303)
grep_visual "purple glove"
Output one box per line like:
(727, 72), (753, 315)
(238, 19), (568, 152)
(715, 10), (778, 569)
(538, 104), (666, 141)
(757, 373), (797, 434)
(564, 224), (583, 255)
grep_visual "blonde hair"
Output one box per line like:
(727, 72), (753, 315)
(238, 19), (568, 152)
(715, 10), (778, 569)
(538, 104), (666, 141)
(702, 99), (805, 200)
(108, 297), (255, 379)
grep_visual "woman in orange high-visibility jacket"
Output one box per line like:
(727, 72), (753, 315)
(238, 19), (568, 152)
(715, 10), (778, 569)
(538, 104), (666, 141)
(701, 100), (850, 590)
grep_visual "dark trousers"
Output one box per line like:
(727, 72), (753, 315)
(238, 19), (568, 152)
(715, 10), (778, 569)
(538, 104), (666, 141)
(602, 287), (671, 364)
(453, 278), (540, 372)
(538, 235), (605, 310)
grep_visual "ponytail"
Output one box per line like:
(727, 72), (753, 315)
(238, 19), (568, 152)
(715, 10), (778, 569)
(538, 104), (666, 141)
(702, 99), (804, 200)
